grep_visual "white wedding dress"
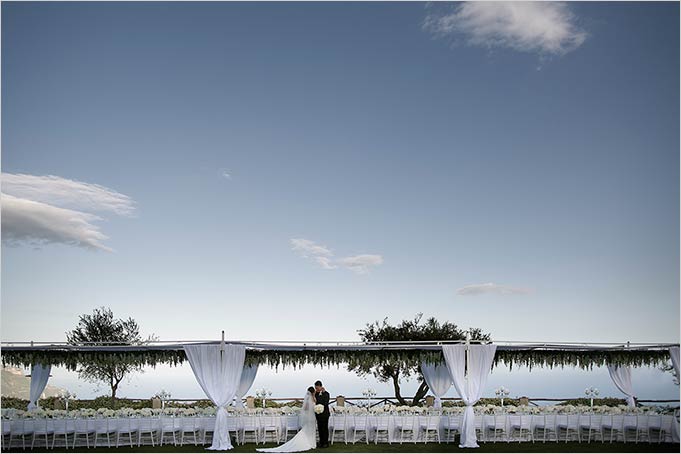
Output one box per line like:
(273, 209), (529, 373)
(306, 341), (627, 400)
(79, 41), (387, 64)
(257, 394), (317, 453)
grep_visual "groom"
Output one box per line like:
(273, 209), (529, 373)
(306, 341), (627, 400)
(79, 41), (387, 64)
(314, 380), (330, 448)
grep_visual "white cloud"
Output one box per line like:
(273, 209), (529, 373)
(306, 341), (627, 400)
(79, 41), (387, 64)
(457, 282), (532, 296)
(424, 2), (587, 56)
(290, 238), (383, 274)
(336, 254), (384, 274)
(290, 238), (334, 258)
(1, 173), (135, 251)
(2, 194), (111, 251)
(2, 173), (135, 215)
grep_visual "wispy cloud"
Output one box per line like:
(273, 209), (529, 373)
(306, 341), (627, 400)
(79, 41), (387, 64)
(1, 173), (135, 251)
(2, 173), (135, 215)
(457, 282), (533, 296)
(290, 238), (383, 274)
(424, 2), (587, 56)
(337, 254), (384, 274)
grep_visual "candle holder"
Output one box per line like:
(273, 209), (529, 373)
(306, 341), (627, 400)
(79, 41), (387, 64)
(361, 388), (376, 407)
(155, 389), (171, 410)
(584, 387), (599, 408)
(255, 388), (272, 407)
(495, 386), (510, 407)
(60, 390), (76, 411)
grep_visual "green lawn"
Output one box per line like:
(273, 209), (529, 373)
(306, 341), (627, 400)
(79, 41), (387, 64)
(5, 442), (678, 453)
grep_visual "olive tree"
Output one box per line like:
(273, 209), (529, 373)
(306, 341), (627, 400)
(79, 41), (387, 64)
(66, 307), (155, 407)
(348, 314), (491, 405)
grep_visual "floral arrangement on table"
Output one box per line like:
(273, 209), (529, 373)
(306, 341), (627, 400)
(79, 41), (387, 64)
(3, 403), (673, 419)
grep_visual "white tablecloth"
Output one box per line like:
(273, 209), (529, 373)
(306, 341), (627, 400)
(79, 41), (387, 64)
(4, 412), (679, 446)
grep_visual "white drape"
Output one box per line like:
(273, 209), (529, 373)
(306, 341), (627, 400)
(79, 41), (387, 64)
(27, 364), (51, 411)
(421, 361), (452, 408)
(234, 364), (258, 408)
(184, 344), (245, 450)
(669, 347), (680, 382)
(443, 344), (496, 449)
(607, 364), (636, 407)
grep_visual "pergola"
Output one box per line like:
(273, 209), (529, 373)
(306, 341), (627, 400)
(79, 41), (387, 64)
(1, 338), (677, 370)
(2, 338), (679, 449)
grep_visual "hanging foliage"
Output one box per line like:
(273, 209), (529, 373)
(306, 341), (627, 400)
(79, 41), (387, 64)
(0, 345), (671, 371)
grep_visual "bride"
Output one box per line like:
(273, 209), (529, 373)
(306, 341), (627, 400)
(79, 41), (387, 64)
(257, 387), (317, 452)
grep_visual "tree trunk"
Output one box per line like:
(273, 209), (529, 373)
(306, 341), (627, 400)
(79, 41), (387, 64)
(111, 383), (118, 408)
(411, 380), (430, 406)
(390, 371), (408, 405)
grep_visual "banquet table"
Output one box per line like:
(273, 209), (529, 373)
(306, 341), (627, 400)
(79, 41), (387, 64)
(3, 412), (679, 449)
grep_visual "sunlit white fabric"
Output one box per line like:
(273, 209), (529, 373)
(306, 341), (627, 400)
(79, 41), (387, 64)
(27, 363), (51, 411)
(421, 361), (452, 408)
(235, 364), (259, 408)
(443, 344), (496, 448)
(257, 392), (316, 452)
(184, 344), (245, 450)
(607, 364), (636, 408)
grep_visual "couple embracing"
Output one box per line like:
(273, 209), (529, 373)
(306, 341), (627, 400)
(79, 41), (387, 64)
(257, 380), (330, 452)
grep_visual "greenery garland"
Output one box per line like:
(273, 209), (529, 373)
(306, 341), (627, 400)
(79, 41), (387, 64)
(0, 347), (671, 371)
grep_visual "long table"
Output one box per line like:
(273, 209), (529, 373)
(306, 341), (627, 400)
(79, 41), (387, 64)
(3, 413), (679, 449)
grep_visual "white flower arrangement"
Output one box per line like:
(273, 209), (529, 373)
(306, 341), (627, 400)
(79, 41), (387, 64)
(314, 404), (325, 414)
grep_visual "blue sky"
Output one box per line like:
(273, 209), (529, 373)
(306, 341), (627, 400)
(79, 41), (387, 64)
(1, 2), (679, 399)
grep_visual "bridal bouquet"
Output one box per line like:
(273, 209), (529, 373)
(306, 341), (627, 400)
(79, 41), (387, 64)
(314, 404), (324, 414)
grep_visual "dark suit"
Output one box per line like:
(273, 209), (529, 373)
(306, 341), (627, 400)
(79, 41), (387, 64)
(315, 390), (330, 446)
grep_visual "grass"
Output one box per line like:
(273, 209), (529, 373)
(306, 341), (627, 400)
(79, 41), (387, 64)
(5, 441), (678, 453)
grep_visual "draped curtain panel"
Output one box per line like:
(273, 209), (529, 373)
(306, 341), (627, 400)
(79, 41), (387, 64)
(235, 364), (258, 407)
(669, 347), (680, 382)
(443, 344), (497, 448)
(184, 344), (245, 450)
(420, 361), (452, 408)
(607, 364), (636, 407)
(27, 363), (52, 411)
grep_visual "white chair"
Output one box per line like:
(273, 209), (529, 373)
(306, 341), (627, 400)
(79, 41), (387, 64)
(395, 413), (418, 444)
(199, 417), (214, 445)
(239, 414), (260, 444)
(352, 413), (370, 444)
(93, 418), (115, 447)
(31, 418), (53, 449)
(633, 414), (650, 443)
(583, 414), (603, 442)
(418, 413), (440, 443)
(51, 418), (74, 449)
(159, 417), (180, 446)
(2, 419), (10, 450)
(373, 414), (391, 444)
(486, 414), (507, 442)
(476, 414), (488, 442)
(508, 414), (532, 442)
(534, 414), (557, 442)
(73, 418), (96, 448)
(115, 418), (135, 448)
(330, 413), (347, 444)
(259, 414), (280, 444)
(556, 414), (580, 442)
(178, 417), (198, 446)
(601, 414), (624, 443)
(622, 414), (638, 443)
(646, 414), (665, 443)
(281, 414), (301, 442)
(136, 417), (157, 447)
(444, 414), (461, 443)
(9, 419), (32, 450)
